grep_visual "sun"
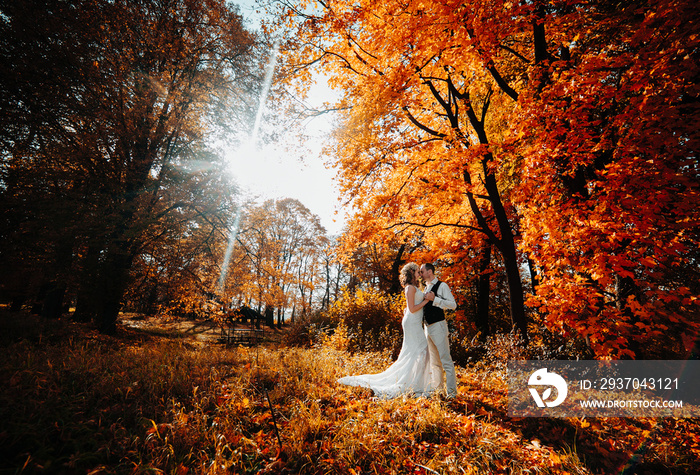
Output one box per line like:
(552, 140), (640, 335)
(224, 140), (265, 185)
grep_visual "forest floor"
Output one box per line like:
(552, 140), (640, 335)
(119, 313), (288, 345)
(1, 309), (699, 474)
(120, 312), (224, 343)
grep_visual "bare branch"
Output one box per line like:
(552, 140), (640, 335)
(465, 27), (520, 101)
(423, 78), (453, 124)
(481, 87), (493, 123)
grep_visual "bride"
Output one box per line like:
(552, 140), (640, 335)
(337, 262), (438, 398)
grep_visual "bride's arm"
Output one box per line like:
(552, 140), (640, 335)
(405, 285), (429, 313)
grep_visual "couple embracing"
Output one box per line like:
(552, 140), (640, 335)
(338, 262), (457, 399)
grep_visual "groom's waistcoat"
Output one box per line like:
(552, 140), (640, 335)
(423, 280), (445, 325)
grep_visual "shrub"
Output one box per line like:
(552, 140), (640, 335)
(282, 310), (334, 347)
(324, 288), (405, 355)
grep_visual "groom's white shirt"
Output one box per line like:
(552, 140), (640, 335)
(425, 278), (457, 312)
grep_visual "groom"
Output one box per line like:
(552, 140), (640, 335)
(421, 263), (458, 399)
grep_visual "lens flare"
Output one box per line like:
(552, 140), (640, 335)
(217, 206), (241, 293)
(218, 41), (280, 293)
(251, 41), (279, 147)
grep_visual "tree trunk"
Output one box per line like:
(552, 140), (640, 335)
(532, 0), (550, 64)
(264, 306), (274, 327)
(465, 160), (529, 343)
(94, 246), (134, 335)
(388, 244), (406, 294)
(74, 243), (100, 322)
(475, 240), (492, 340)
(455, 78), (529, 344)
(40, 238), (74, 319)
(145, 284), (159, 316)
(482, 165), (528, 343)
(42, 281), (66, 319)
(323, 260), (331, 310)
(502, 244), (528, 342)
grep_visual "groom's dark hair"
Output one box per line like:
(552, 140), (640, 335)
(424, 263), (436, 273)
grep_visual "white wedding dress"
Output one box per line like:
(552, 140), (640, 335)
(337, 287), (436, 398)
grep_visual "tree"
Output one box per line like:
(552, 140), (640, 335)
(337, 232), (413, 295)
(514, 0), (700, 357)
(275, 0), (700, 357)
(0, 0), (260, 333)
(224, 198), (328, 324)
(122, 152), (240, 318)
(275, 0), (532, 340)
(319, 236), (351, 312)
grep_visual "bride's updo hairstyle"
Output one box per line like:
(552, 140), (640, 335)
(400, 262), (419, 288)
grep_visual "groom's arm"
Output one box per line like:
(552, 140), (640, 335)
(435, 283), (457, 311)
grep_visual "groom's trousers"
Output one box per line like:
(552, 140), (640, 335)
(425, 320), (457, 398)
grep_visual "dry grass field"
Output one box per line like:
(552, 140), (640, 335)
(1, 311), (698, 474)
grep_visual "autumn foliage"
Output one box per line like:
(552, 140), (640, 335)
(515, 0), (700, 358)
(275, 0), (700, 358)
(322, 287), (405, 354)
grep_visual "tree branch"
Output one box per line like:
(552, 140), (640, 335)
(402, 106), (446, 137)
(499, 44), (531, 64)
(385, 220), (485, 234)
(464, 27), (520, 101)
(485, 59), (519, 101)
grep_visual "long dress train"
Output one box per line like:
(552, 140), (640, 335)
(337, 287), (436, 398)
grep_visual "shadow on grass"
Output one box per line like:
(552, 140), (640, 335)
(447, 379), (698, 475)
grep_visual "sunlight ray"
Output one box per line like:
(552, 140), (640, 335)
(218, 40), (280, 293)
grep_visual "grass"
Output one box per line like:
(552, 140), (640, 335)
(1, 311), (699, 474)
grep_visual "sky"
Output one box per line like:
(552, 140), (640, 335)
(223, 0), (348, 236)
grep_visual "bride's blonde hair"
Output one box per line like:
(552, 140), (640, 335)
(400, 262), (419, 288)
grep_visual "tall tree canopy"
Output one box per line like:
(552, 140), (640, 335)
(0, 0), (261, 332)
(516, 0), (700, 357)
(275, 0), (700, 357)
